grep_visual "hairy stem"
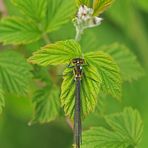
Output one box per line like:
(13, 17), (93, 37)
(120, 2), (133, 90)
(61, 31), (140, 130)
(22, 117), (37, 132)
(75, 28), (83, 42)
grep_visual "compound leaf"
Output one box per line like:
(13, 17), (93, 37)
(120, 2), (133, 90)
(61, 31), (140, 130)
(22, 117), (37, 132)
(82, 107), (143, 148)
(0, 17), (41, 45)
(46, 0), (76, 33)
(12, 0), (47, 22)
(31, 86), (60, 124)
(61, 64), (101, 118)
(102, 43), (144, 81)
(28, 40), (82, 66)
(85, 51), (121, 99)
(0, 51), (32, 95)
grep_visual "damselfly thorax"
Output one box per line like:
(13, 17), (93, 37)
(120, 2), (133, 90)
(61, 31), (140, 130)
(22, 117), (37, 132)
(72, 58), (85, 81)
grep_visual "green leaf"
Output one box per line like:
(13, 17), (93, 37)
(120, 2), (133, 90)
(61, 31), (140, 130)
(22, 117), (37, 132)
(12, 0), (47, 22)
(94, 94), (107, 116)
(84, 51), (122, 99)
(93, 0), (114, 16)
(136, 0), (148, 13)
(82, 107), (143, 148)
(28, 40), (82, 66)
(105, 107), (143, 146)
(30, 86), (60, 124)
(61, 64), (101, 118)
(102, 43), (144, 81)
(75, 0), (113, 15)
(0, 51), (32, 95)
(76, 0), (90, 6)
(0, 17), (41, 45)
(46, 0), (76, 33)
(0, 83), (5, 114)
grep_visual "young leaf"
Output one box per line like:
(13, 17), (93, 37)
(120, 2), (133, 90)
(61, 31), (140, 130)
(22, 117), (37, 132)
(82, 107), (143, 148)
(102, 43), (144, 81)
(85, 51), (122, 99)
(61, 64), (101, 118)
(0, 17), (41, 45)
(28, 40), (82, 66)
(0, 83), (5, 114)
(46, 0), (76, 33)
(76, 0), (90, 6)
(12, 0), (47, 22)
(93, 0), (114, 16)
(0, 51), (32, 95)
(31, 86), (60, 124)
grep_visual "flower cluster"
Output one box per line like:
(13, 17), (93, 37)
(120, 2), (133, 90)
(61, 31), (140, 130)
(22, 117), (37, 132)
(73, 5), (102, 36)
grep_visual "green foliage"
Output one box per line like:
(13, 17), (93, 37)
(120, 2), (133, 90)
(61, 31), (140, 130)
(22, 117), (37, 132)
(12, 0), (47, 22)
(76, 0), (89, 6)
(61, 65), (101, 118)
(102, 43), (144, 81)
(31, 86), (60, 124)
(46, 0), (76, 33)
(28, 40), (82, 66)
(0, 51), (32, 95)
(0, 17), (41, 44)
(85, 51), (121, 99)
(76, 0), (114, 16)
(0, 84), (5, 114)
(136, 0), (148, 12)
(93, 0), (114, 16)
(29, 40), (122, 118)
(0, 0), (76, 45)
(82, 107), (143, 148)
(0, 0), (145, 147)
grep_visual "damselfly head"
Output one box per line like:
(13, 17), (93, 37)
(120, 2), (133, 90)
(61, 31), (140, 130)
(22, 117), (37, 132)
(72, 58), (85, 65)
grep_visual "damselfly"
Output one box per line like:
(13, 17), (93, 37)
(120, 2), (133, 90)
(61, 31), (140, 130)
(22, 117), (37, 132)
(69, 58), (85, 148)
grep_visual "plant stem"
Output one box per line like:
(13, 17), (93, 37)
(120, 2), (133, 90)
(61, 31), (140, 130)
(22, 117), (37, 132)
(66, 117), (74, 129)
(43, 34), (51, 44)
(75, 28), (83, 42)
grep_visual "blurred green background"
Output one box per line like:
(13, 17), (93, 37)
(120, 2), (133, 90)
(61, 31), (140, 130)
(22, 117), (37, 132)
(0, 0), (148, 148)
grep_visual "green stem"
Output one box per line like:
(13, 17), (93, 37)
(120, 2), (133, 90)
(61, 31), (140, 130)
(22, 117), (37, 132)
(75, 28), (83, 42)
(43, 34), (51, 44)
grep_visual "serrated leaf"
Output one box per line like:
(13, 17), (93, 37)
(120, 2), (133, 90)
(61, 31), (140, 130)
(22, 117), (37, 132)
(61, 64), (101, 119)
(94, 93), (107, 116)
(76, 0), (90, 6)
(31, 86), (60, 124)
(82, 107), (143, 148)
(28, 40), (82, 66)
(84, 51), (121, 99)
(93, 0), (114, 16)
(0, 83), (5, 114)
(0, 17), (41, 45)
(12, 0), (47, 22)
(46, 0), (76, 33)
(102, 43), (144, 81)
(105, 107), (143, 146)
(80, 31), (99, 53)
(0, 51), (32, 95)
